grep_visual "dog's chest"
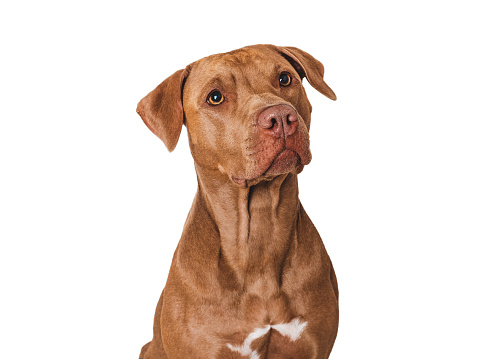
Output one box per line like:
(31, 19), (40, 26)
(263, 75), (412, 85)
(190, 291), (316, 359)
(219, 317), (315, 359)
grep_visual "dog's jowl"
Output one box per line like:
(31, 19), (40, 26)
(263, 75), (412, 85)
(136, 45), (339, 359)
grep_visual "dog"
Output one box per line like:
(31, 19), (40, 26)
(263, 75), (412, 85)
(136, 44), (338, 359)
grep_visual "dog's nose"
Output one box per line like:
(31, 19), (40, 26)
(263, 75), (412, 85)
(257, 105), (299, 138)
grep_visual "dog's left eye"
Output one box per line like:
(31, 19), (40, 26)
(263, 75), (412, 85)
(207, 90), (224, 105)
(279, 72), (292, 87)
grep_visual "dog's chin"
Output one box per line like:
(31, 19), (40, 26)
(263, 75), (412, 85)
(264, 149), (301, 176)
(231, 150), (306, 187)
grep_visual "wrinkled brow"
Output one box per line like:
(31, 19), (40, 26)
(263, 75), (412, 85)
(198, 73), (235, 97)
(193, 61), (287, 105)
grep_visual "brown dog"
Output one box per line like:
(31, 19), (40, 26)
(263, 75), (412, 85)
(136, 44), (338, 359)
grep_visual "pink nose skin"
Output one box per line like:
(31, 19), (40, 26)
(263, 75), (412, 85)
(257, 105), (299, 138)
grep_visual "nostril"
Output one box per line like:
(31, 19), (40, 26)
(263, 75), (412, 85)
(269, 117), (277, 129)
(258, 114), (278, 130)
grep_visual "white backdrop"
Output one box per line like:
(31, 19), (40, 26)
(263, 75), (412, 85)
(1, 1), (478, 358)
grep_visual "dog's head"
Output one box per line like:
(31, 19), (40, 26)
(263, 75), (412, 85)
(137, 45), (335, 187)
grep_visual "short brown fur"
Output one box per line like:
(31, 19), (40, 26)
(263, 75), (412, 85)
(137, 45), (338, 359)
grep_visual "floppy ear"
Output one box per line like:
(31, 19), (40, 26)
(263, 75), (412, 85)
(277, 46), (336, 101)
(136, 68), (189, 152)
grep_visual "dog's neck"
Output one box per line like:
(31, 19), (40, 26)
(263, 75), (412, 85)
(194, 164), (300, 296)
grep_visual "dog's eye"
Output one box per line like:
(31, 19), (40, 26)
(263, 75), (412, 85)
(207, 90), (224, 105)
(279, 72), (292, 87)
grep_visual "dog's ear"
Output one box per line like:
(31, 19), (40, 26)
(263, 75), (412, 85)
(277, 46), (336, 101)
(137, 68), (189, 152)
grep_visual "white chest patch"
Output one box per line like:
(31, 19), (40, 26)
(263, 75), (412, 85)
(227, 318), (308, 358)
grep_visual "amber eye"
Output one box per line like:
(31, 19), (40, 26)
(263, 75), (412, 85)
(279, 72), (292, 86)
(207, 90), (224, 105)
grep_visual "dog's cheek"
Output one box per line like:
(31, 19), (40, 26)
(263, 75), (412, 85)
(294, 104), (311, 132)
(217, 121), (250, 176)
(184, 114), (236, 174)
(295, 88), (313, 131)
(301, 112), (312, 132)
(184, 116), (217, 167)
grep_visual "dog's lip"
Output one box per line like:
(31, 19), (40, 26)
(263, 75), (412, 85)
(231, 148), (304, 186)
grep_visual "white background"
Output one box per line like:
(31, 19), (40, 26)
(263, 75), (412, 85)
(1, 1), (478, 358)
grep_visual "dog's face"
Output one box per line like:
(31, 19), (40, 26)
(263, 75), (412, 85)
(137, 45), (335, 187)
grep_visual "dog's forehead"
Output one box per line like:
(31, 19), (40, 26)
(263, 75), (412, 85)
(188, 46), (289, 84)
(217, 47), (275, 66)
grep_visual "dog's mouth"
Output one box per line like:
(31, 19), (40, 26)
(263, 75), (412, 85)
(232, 148), (309, 187)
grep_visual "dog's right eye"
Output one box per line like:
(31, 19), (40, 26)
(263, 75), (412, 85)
(279, 72), (292, 87)
(207, 90), (224, 106)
